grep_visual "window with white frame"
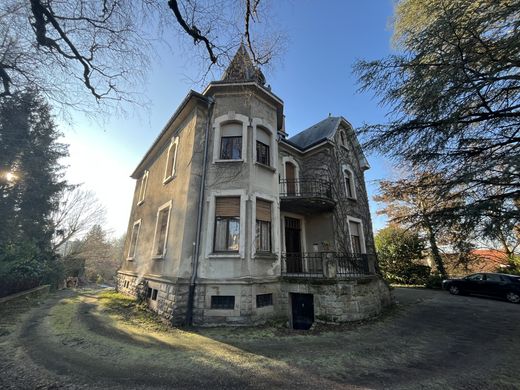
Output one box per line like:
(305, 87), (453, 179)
(127, 220), (141, 259)
(219, 122), (242, 160)
(256, 127), (271, 166)
(164, 137), (179, 182)
(152, 202), (171, 258)
(137, 170), (148, 204)
(214, 197), (240, 252)
(343, 166), (356, 199)
(256, 199), (272, 252)
(349, 220), (364, 253)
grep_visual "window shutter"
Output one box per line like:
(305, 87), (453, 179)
(349, 221), (360, 236)
(221, 122), (242, 137)
(256, 199), (271, 222)
(257, 127), (270, 145)
(215, 197), (240, 217)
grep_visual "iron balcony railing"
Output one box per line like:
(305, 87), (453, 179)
(279, 178), (333, 199)
(281, 252), (374, 279)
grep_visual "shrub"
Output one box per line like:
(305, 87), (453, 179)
(383, 263), (431, 285)
(425, 274), (444, 289)
(0, 242), (63, 297)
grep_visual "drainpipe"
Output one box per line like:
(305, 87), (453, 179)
(185, 96), (214, 326)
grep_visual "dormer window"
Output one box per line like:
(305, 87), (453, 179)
(339, 130), (347, 146)
(137, 170), (148, 205)
(343, 165), (356, 199)
(164, 137), (179, 183)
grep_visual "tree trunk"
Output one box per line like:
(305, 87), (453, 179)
(425, 222), (447, 278)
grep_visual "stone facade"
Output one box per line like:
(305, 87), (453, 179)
(117, 45), (392, 328)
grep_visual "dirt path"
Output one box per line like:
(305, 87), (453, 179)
(1, 288), (519, 389)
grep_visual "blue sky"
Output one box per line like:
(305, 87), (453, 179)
(60, 0), (397, 237)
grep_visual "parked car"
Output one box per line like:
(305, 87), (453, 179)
(442, 273), (520, 303)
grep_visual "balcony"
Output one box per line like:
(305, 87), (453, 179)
(281, 252), (374, 279)
(279, 179), (335, 214)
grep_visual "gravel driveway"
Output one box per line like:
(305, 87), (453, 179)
(0, 287), (518, 389)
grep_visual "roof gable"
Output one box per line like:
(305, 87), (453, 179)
(287, 116), (370, 169)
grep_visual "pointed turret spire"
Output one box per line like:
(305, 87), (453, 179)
(221, 43), (266, 85)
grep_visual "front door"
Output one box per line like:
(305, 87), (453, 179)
(291, 293), (314, 330)
(285, 217), (302, 273)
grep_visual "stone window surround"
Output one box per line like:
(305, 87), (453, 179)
(252, 118), (277, 170)
(342, 164), (357, 200)
(127, 219), (142, 261)
(281, 155), (301, 195)
(206, 189), (248, 259)
(346, 216), (366, 254)
(137, 170), (148, 205)
(151, 200), (173, 259)
(212, 112), (249, 164)
(163, 136), (180, 184)
(251, 192), (280, 259)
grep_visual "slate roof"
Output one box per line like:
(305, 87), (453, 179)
(288, 116), (342, 149)
(286, 116), (370, 169)
(220, 43), (266, 85)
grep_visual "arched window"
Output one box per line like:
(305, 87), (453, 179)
(164, 137), (179, 182)
(343, 165), (356, 199)
(339, 130), (347, 146)
(219, 122), (243, 160)
(213, 113), (248, 163)
(137, 170), (148, 204)
(256, 126), (271, 166)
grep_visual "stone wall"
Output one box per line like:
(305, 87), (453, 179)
(117, 272), (393, 327)
(281, 276), (393, 324)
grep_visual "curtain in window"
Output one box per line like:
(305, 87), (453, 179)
(214, 197), (240, 252)
(220, 137), (242, 159)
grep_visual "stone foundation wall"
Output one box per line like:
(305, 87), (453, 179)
(116, 272), (138, 297)
(193, 281), (283, 326)
(116, 272), (189, 325)
(281, 276), (393, 323)
(117, 271), (392, 326)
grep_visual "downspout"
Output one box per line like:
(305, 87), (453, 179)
(186, 96), (214, 326)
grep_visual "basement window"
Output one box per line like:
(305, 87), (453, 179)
(256, 293), (273, 308)
(147, 287), (159, 301)
(211, 295), (235, 309)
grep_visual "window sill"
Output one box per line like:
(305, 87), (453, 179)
(214, 159), (244, 164)
(347, 196), (357, 201)
(137, 200), (144, 206)
(255, 162), (276, 172)
(126, 257), (135, 261)
(152, 255), (165, 260)
(163, 175), (176, 185)
(254, 253), (277, 260)
(209, 253), (241, 259)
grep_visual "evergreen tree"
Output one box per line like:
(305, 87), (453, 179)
(0, 91), (68, 295)
(355, 0), (520, 214)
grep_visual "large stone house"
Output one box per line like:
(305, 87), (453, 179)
(117, 46), (391, 328)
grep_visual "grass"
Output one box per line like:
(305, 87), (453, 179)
(3, 288), (519, 389)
